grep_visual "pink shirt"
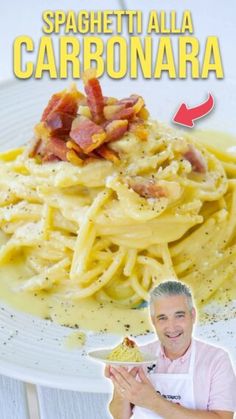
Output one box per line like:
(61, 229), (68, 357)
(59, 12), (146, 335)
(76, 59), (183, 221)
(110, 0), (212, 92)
(141, 338), (236, 412)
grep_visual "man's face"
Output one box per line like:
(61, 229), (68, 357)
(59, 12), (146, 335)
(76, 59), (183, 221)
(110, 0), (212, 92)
(151, 294), (196, 359)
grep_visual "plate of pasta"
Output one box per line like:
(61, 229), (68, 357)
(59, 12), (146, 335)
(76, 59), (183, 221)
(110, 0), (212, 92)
(88, 350), (157, 367)
(89, 336), (156, 366)
(0, 73), (236, 389)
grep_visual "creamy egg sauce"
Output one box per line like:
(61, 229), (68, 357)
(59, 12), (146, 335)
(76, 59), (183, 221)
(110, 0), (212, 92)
(0, 131), (235, 336)
(64, 331), (86, 348)
(0, 233), (152, 335)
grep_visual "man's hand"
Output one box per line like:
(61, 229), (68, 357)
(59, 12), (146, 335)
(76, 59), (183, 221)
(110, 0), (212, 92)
(105, 365), (139, 419)
(104, 364), (112, 379)
(110, 366), (158, 409)
(105, 365), (139, 397)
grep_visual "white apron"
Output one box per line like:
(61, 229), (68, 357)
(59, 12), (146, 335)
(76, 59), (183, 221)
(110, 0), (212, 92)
(132, 341), (196, 419)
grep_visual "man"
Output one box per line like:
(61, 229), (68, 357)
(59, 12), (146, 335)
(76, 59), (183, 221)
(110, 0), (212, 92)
(105, 280), (236, 418)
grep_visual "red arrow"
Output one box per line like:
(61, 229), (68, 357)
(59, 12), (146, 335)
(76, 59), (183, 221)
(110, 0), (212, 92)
(173, 93), (214, 128)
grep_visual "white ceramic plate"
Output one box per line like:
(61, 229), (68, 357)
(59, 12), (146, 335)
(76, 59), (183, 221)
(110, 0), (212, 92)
(0, 79), (235, 392)
(88, 349), (157, 366)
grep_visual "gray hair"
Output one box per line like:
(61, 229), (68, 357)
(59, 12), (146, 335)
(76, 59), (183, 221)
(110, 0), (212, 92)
(149, 280), (194, 315)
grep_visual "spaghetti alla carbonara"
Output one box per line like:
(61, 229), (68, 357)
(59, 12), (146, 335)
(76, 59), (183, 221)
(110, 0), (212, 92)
(107, 337), (144, 362)
(0, 71), (236, 330)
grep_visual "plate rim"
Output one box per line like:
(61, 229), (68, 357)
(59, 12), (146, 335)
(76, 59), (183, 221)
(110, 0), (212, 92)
(0, 357), (112, 393)
(88, 348), (157, 366)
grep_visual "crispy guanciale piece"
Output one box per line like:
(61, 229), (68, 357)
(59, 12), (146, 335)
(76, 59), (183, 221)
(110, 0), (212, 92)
(46, 137), (69, 161)
(103, 104), (123, 120)
(45, 138), (83, 165)
(113, 107), (135, 120)
(128, 177), (168, 199)
(103, 104), (135, 121)
(83, 69), (104, 124)
(184, 144), (207, 173)
(41, 91), (79, 136)
(96, 144), (120, 164)
(42, 153), (60, 163)
(118, 95), (139, 108)
(41, 93), (61, 122)
(70, 117), (106, 154)
(41, 91), (79, 122)
(123, 337), (136, 348)
(105, 120), (128, 142)
(44, 112), (75, 137)
(103, 95), (144, 121)
(31, 71), (149, 166)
